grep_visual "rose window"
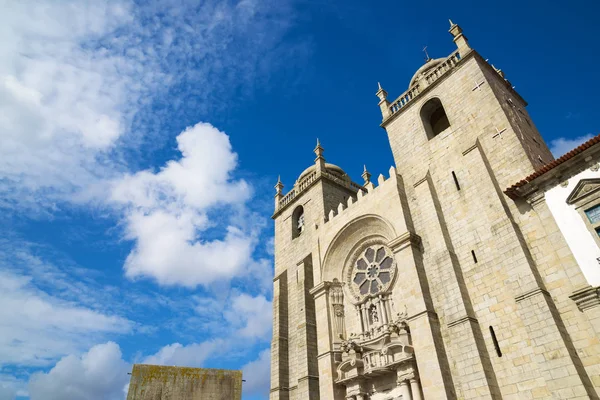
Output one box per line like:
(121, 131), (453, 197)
(349, 245), (396, 300)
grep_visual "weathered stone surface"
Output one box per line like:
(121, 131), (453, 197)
(126, 364), (242, 400)
(270, 20), (600, 400)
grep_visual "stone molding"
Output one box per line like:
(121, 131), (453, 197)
(446, 315), (478, 328)
(387, 231), (422, 252)
(569, 285), (600, 312)
(566, 178), (600, 206)
(514, 287), (550, 303)
(309, 281), (332, 298)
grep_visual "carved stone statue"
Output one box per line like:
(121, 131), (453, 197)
(370, 305), (379, 323)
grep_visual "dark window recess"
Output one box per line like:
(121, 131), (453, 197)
(490, 326), (502, 357)
(452, 171), (461, 191)
(292, 206), (305, 239)
(421, 98), (451, 139)
(471, 250), (478, 263)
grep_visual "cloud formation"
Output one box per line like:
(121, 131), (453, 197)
(28, 339), (271, 400)
(242, 349), (271, 397)
(28, 342), (130, 400)
(548, 134), (594, 158)
(0, 0), (300, 212)
(0, 0), (292, 397)
(0, 385), (15, 400)
(110, 122), (256, 287)
(0, 270), (132, 368)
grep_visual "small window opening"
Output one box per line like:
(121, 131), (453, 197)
(452, 171), (461, 191)
(490, 326), (502, 357)
(421, 98), (451, 140)
(292, 206), (305, 239)
(471, 250), (478, 263)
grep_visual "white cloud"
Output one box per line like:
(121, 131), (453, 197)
(549, 134), (594, 158)
(0, 0), (301, 213)
(0, 270), (132, 367)
(0, 0), (145, 210)
(110, 122), (256, 287)
(0, 385), (15, 400)
(26, 340), (271, 400)
(142, 340), (226, 367)
(242, 349), (271, 398)
(226, 293), (272, 340)
(28, 342), (130, 400)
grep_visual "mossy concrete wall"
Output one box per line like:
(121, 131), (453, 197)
(126, 364), (242, 400)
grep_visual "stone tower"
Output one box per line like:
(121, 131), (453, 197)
(271, 140), (364, 400)
(271, 21), (600, 400)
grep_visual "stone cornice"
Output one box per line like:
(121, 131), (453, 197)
(570, 285), (600, 312)
(309, 281), (332, 298)
(447, 315), (478, 328)
(515, 287), (550, 303)
(387, 231), (422, 252)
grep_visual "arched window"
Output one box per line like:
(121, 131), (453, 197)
(292, 206), (305, 239)
(421, 98), (451, 139)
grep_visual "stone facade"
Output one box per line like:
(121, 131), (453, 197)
(270, 21), (600, 400)
(126, 364), (242, 400)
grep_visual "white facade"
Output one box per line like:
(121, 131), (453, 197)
(546, 167), (600, 286)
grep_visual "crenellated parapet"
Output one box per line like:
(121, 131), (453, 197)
(324, 166), (399, 223)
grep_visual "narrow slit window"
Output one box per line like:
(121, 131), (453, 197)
(490, 326), (502, 357)
(452, 171), (461, 191)
(471, 250), (478, 263)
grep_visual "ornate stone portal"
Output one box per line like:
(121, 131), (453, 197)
(334, 244), (423, 400)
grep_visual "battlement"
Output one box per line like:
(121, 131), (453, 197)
(324, 166), (398, 223)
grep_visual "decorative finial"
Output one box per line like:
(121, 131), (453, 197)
(376, 82), (388, 103)
(275, 175), (284, 195)
(361, 165), (371, 184)
(448, 20), (470, 52)
(314, 139), (325, 169)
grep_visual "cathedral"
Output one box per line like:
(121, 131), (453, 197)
(270, 21), (600, 400)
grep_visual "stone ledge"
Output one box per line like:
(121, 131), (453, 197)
(569, 285), (600, 312)
(447, 315), (478, 328)
(387, 231), (422, 252)
(309, 281), (332, 298)
(514, 287), (550, 303)
(298, 375), (320, 383)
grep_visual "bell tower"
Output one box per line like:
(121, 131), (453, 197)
(378, 20), (552, 189)
(270, 141), (362, 400)
(375, 21), (597, 399)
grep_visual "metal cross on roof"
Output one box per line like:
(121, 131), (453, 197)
(423, 46), (431, 62)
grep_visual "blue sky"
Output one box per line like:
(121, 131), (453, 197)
(0, 0), (597, 399)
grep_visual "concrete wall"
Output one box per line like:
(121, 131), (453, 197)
(126, 364), (242, 400)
